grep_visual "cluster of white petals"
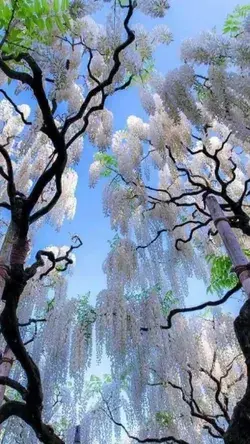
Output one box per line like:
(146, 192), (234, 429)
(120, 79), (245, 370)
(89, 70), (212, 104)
(137, 0), (169, 17)
(81, 302), (245, 444)
(2, 2), (249, 444)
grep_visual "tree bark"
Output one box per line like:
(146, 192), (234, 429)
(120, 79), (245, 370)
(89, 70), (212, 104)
(74, 426), (80, 443)
(206, 195), (250, 294)
(0, 244), (64, 444)
(224, 299), (250, 444)
(206, 196), (250, 443)
(0, 222), (16, 406)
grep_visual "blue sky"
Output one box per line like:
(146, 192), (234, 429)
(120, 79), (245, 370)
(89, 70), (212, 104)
(34, 0), (248, 310)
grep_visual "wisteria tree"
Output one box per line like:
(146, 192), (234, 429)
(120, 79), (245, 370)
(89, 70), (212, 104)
(0, 0), (172, 443)
(79, 308), (246, 443)
(88, 4), (250, 443)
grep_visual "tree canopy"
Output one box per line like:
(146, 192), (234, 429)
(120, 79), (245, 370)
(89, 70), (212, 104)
(0, 1), (249, 444)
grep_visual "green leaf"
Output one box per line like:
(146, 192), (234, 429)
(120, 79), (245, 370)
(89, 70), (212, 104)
(41, 0), (50, 13)
(223, 4), (250, 35)
(93, 152), (118, 178)
(55, 15), (65, 33)
(205, 252), (238, 294)
(100, 169), (112, 178)
(127, 57), (155, 86)
(108, 234), (121, 251)
(45, 16), (53, 31)
(36, 17), (45, 31)
(24, 16), (32, 30)
(46, 297), (55, 313)
(94, 152), (118, 167)
(2, 4), (11, 21)
(62, 12), (71, 29)
(125, 284), (162, 303)
(8, 28), (22, 41)
(34, 0), (41, 14)
(156, 411), (173, 427)
(161, 290), (178, 315)
(53, 0), (60, 13)
(61, 0), (69, 11)
(77, 292), (96, 333)
(103, 374), (112, 383)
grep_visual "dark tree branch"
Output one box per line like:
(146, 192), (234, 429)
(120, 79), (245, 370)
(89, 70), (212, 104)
(0, 202), (11, 210)
(0, 377), (27, 400)
(123, 127), (250, 253)
(25, 235), (82, 279)
(0, 400), (63, 443)
(140, 283), (241, 332)
(136, 229), (168, 250)
(175, 218), (211, 250)
(101, 396), (190, 444)
(163, 283), (241, 329)
(0, 261), (64, 444)
(0, 400), (27, 424)
(27, 2), (136, 223)
(0, 139), (16, 205)
(62, 0), (135, 138)
(113, 74), (134, 92)
(0, 89), (32, 125)
(167, 372), (225, 436)
(0, 55), (33, 85)
(200, 367), (230, 423)
(224, 299), (250, 443)
(23, 321), (39, 346)
(18, 318), (46, 328)
(238, 178), (250, 207)
(203, 425), (223, 439)
(0, 4), (138, 444)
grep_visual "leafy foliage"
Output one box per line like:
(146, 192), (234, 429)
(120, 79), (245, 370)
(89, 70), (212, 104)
(46, 296), (55, 313)
(124, 285), (176, 315)
(51, 416), (70, 439)
(206, 253), (237, 294)
(108, 233), (121, 251)
(223, 4), (250, 35)
(125, 283), (161, 302)
(161, 290), (178, 315)
(5, 386), (22, 402)
(0, 0), (71, 56)
(206, 250), (250, 294)
(86, 374), (112, 396)
(94, 152), (118, 178)
(194, 82), (212, 102)
(155, 411), (173, 427)
(77, 292), (96, 337)
(129, 58), (155, 85)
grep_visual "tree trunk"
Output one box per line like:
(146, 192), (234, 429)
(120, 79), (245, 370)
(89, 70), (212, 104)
(224, 298), (250, 443)
(206, 195), (250, 294)
(74, 426), (80, 443)
(206, 196), (250, 443)
(0, 223), (16, 406)
(0, 251), (64, 444)
(0, 222), (15, 295)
